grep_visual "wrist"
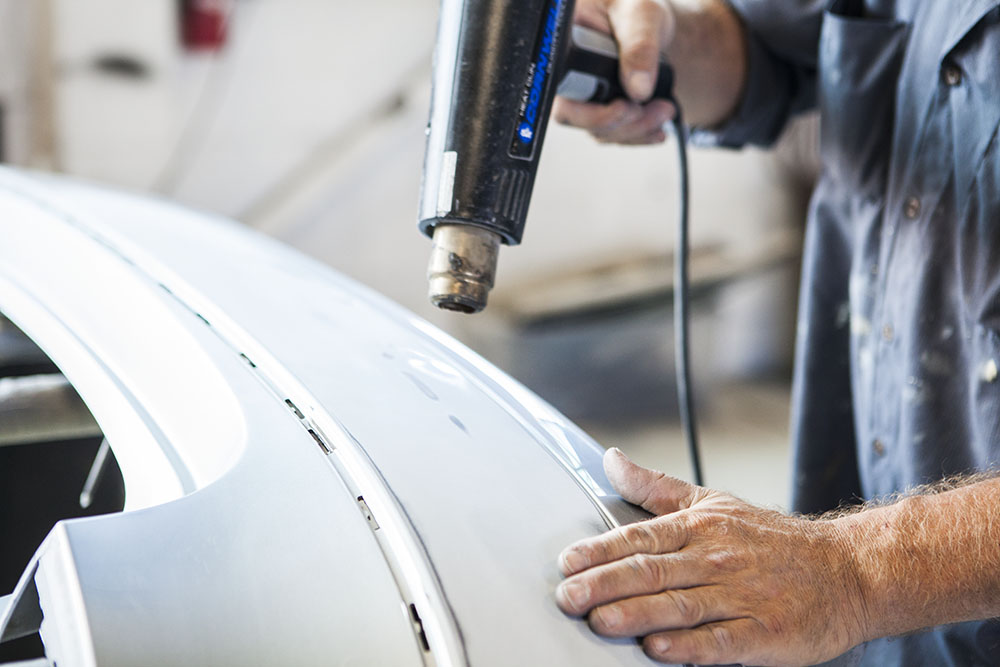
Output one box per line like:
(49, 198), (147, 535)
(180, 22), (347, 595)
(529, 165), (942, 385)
(664, 0), (748, 126)
(827, 494), (928, 644)
(825, 514), (882, 648)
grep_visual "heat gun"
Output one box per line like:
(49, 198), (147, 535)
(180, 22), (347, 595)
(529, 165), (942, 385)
(418, 0), (674, 314)
(418, 0), (703, 485)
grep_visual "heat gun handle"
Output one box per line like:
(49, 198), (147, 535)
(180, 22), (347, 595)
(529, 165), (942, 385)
(557, 25), (675, 104)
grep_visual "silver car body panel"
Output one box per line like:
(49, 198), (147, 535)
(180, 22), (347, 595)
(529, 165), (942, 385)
(0, 167), (652, 666)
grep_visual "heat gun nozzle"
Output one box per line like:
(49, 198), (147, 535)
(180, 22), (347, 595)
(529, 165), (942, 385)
(427, 224), (501, 314)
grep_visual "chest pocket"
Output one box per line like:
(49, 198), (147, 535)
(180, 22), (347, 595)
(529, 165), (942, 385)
(949, 7), (1000, 212)
(818, 0), (908, 194)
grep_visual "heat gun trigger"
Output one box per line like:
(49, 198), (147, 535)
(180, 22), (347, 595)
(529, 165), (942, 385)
(556, 25), (675, 105)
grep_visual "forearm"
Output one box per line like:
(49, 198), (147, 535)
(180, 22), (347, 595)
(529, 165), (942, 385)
(833, 476), (1000, 641)
(666, 0), (748, 127)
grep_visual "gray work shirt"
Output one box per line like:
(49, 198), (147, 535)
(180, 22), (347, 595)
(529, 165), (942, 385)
(702, 0), (1000, 664)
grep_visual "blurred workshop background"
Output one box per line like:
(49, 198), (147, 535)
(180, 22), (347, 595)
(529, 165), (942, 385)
(0, 0), (821, 509)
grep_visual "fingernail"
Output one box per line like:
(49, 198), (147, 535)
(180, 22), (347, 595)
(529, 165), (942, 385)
(561, 549), (587, 573)
(651, 636), (671, 654)
(559, 581), (589, 610)
(596, 605), (622, 630)
(627, 72), (654, 101)
(609, 447), (628, 461)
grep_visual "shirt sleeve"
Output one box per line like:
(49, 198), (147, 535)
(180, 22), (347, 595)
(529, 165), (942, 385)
(691, 0), (825, 149)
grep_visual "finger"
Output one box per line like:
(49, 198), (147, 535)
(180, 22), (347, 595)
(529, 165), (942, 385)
(559, 514), (687, 576)
(553, 98), (642, 132)
(588, 586), (734, 637)
(573, 0), (612, 33)
(604, 447), (700, 515)
(643, 618), (761, 666)
(556, 552), (706, 615)
(591, 100), (675, 143)
(607, 0), (669, 101)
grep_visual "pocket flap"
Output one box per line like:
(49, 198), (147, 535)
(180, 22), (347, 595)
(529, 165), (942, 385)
(942, 0), (1000, 58)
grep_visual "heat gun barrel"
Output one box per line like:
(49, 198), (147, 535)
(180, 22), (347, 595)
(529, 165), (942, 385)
(420, 0), (576, 313)
(419, 0), (674, 314)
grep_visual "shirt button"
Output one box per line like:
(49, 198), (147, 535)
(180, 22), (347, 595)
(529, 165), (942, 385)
(882, 324), (894, 342)
(904, 197), (921, 219)
(873, 439), (886, 456)
(982, 359), (998, 383)
(942, 65), (962, 87)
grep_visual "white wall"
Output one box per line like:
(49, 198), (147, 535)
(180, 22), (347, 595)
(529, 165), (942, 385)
(42, 0), (805, 378)
(0, 0), (43, 165)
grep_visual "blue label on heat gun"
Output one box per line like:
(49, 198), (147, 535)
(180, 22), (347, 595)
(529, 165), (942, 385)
(510, 0), (565, 158)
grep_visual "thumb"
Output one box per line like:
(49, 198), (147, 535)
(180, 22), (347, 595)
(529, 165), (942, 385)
(607, 0), (673, 102)
(603, 447), (698, 515)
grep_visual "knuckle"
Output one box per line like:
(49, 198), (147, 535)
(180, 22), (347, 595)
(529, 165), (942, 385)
(761, 613), (785, 636)
(669, 590), (702, 625)
(613, 533), (634, 559)
(582, 542), (607, 566)
(622, 522), (658, 552)
(677, 518), (691, 546)
(629, 552), (664, 587)
(686, 511), (734, 537)
(705, 548), (745, 572)
(685, 511), (714, 534)
(601, 537), (628, 563)
(709, 623), (737, 656)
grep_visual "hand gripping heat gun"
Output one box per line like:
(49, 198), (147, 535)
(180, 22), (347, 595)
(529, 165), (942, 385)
(417, 0), (703, 484)
(418, 0), (675, 314)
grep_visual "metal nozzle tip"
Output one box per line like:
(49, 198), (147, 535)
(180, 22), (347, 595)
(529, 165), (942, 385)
(427, 224), (501, 315)
(431, 295), (482, 314)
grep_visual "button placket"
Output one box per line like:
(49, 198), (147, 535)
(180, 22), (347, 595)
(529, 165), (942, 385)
(866, 62), (945, 464)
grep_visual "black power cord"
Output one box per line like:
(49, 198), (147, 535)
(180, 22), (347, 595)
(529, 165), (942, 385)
(669, 111), (704, 487)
